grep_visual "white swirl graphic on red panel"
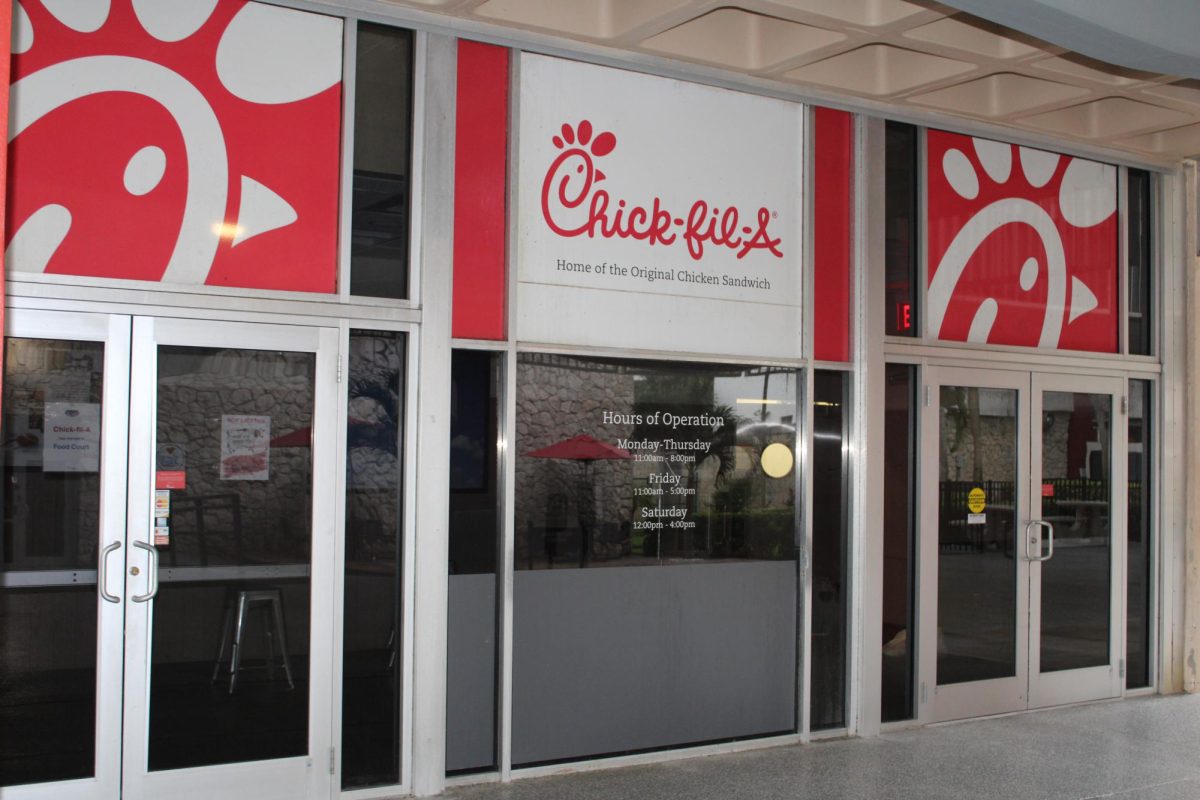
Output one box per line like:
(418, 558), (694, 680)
(926, 131), (1117, 352)
(5, 0), (342, 292)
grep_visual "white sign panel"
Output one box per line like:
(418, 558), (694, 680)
(220, 414), (271, 481)
(516, 54), (804, 359)
(43, 402), (101, 472)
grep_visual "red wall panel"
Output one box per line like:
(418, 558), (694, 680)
(813, 107), (853, 362)
(452, 41), (509, 341)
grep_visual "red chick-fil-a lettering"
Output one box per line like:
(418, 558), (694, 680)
(540, 121), (783, 262)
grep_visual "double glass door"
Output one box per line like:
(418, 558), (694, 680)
(0, 309), (337, 800)
(920, 367), (1125, 722)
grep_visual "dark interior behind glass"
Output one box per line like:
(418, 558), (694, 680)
(515, 355), (798, 570)
(1127, 379), (1152, 688)
(0, 338), (104, 787)
(881, 364), (916, 722)
(446, 350), (501, 774)
(351, 23), (415, 299)
(342, 330), (406, 789)
(149, 346), (315, 772)
(885, 121), (919, 337)
(1127, 169), (1152, 356)
(811, 370), (850, 730)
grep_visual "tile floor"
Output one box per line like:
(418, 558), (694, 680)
(446, 694), (1200, 800)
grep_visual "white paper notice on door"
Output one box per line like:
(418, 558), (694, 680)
(220, 415), (271, 481)
(43, 402), (101, 472)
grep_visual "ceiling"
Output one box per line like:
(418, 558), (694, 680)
(378, 0), (1200, 163)
(941, 0), (1200, 80)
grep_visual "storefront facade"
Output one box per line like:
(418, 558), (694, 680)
(0, 1), (1187, 798)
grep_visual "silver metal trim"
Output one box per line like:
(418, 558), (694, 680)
(1025, 520), (1055, 563)
(157, 564), (310, 583)
(337, 20), (357, 302)
(131, 540), (159, 603)
(98, 540), (122, 602)
(0, 569), (100, 589)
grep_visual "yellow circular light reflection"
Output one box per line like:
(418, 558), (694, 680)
(760, 442), (794, 479)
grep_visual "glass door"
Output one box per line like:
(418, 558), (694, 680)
(121, 317), (337, 800)
(1, 312), (338, 800)
(920, 367), (1124, 723)
(1027, 373), (1125, 708)
(920, 367), (1030, 722)
(0, 309), (129, 800)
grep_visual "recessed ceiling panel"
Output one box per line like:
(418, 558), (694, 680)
(1121, 124), (1200, 158)
(473, 0), (690, 39)
(766, 0), (928, 28)
(1032, 54), (1155, 87)
(910, 73), (1088, 117)
(784, 44), (974, 96)
(903, 16), (1043, 59)
(641, 8), (845, 71)
(1021, 96), (1192, 139)
(1142, 79), (1200, 108)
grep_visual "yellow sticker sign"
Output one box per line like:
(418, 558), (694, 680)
(967, 487), (986, 514)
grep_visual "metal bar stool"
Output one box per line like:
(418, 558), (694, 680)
(211, 588), (295, 693)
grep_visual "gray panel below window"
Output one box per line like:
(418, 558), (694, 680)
(447, 573), (497, 772)
(513, 561), (797, 765)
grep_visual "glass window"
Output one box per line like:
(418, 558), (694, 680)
(511, 354), (799, 765)
(1127, 379), (1152, 688)
(515, 355), (798, 569)
(351, 23), (415, 299)
(1038, 391), (1112, 673)
(150, 346), (315, 771)
(341, 330), (406, 789)
(885, 121), (919, 337)
(1, 338), (104, 787)
(1128, 169), (1152, 355)
(936, 386), (1018, 685)
(881, 364), (916, 722)
(446, 350), (501, 774)
(810, 370), (849, 730)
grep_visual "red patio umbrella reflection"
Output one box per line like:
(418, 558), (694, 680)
(524, 434), (631, 566)
(270, 419), (369, 448)
(524, 434), (631, 462)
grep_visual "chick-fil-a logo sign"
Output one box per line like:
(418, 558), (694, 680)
(540, 120), (783, 261)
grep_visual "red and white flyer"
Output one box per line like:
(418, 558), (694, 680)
(220, 414), (271, 481)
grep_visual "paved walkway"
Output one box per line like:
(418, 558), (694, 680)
(447, 694), (1200, 800)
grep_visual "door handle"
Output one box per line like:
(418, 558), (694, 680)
(98, 540), (122, 603)
(131, 540), (159, 603)
(1025, 520), (1054, 562)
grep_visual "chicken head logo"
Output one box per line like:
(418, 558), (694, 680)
(6, 0), (342, 292)
(926, 130), (1117, 353)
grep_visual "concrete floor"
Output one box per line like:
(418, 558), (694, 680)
(446, 694), (1200, 800)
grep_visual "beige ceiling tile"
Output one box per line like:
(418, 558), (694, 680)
(472, 0), (690, 39)
(1120, 123), (1200, 157)
(909, 72), (1089, 117)
(641, 8), (844, 71)
(1141, 79), (1200, 107)
(783, 44), (973, 96)
(902, 15), (1042, 59)
(1031, 54), (1156, 87)
(1020, 97), (1192, 139)
(765, 0), (928, 28)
